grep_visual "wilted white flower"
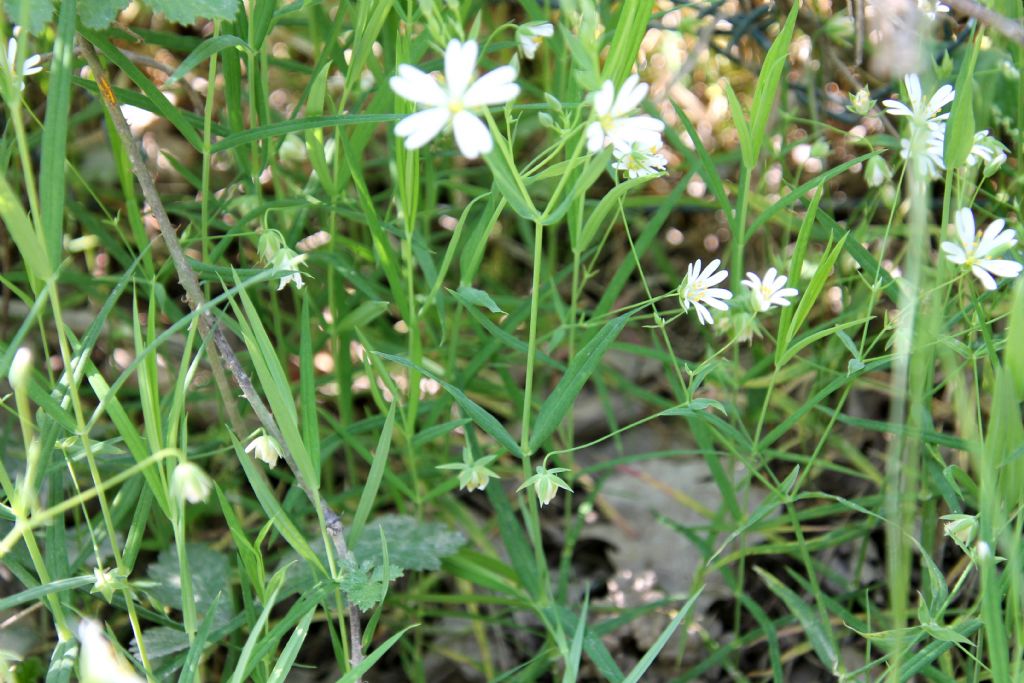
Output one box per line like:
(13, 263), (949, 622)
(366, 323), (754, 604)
(864, 155), (893, 188)
(9, 346), (32, 392)
(170, 461), (213, 505)
(271, 248), (307, 291)
(245, 434), (282, 468)
(847, 86), (875, 117)
(77, 620), (145, 683)
(517, 22), (554, 60)
(742, 268), (799, 312)
(917, 0), (950, 20)
(278, 133), (307, 166)
(585, 75), (664, 153)
(390, 39), (520, 159)
(437, 447), (500, 492)
(679, 259), (732, 326)
(518, 464), (572, 506)
(941, 207), (1021, 290)
(4, 28), (42, 92)
(965, 130), (1008, 176)
(883, 74), (953, 179)
(611, 139), (668, 178)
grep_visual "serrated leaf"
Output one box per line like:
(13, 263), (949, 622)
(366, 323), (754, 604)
(144, 0), (239, 24)
(77, 0), (130, 29)
(132, 626), (190, 659)
(339, 558), (396, 612)
(145, 544), (234, 628)
(4, 0), (55, 34)
(352, 515), (465, 572)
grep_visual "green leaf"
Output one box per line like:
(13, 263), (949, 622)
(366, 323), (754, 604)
(528, 312), (632, 453)
(944, 39), (980, 170)
(622, 588), (703, 683)
(5, 0), (55, 33)
(376, 352), (523, 457)
(348, 402), (396, 547)
(77, 0), (130, 30)
(453, 285), (505, 314)
(166, 35), (251, 85)
(132, 626), (190, 660)
(144, 0), (239, 24)
(0, 176), (51, 284)
(265, 606), (316, 683)
(576, 174), (651, 253)
(334, 624), (418, 683)
(1005, 280), (1024, 399)
(754, 566), (839, 674)
(748, 1), (800, 164)
(352, 515), (466, 572)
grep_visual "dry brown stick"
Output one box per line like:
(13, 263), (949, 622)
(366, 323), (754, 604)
(942, 0), (1024, 45)
(77, 36), (365, 675)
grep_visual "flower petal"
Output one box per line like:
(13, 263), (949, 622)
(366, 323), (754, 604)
(445, 39), (478, 99)
(977, 258), (1023, 279)
(394, 107), (450, 150)
(612, 75), (647, 116)
(971, 264), (998, 290)
(593, 80), (615, 116)
(954, 208), (975, 248)
(585, 121), (606, 152)
(390, 64), (448, 107)
(463, 65), (520, 107)
(452, 110), (493, 159)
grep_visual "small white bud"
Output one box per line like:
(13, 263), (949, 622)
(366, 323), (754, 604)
(170, 462), (213, 505)
(245, 434), (282, 468)
(9, 347), (32, 392)
(77, 619), (145, 683)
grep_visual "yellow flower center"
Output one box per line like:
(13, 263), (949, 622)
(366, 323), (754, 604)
(449, 99), (464, 114)
(599, 113), (614, 133)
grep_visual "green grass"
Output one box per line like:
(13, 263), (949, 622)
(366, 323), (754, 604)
(2, 1), (1024, 681)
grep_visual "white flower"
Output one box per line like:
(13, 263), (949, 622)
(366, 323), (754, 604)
(611, 139), (668, 178)
(517, 22), (554, 60)
(882, 74), (954, 124)
(4, 28), (42, 92)
(170, 462), (213, 505)
(742, 268), (799, 311)
(77, 620), (145, 683)
(272, 248), (306, 291)
(585, 75), (664, 153)
(864, 155), (892, 188)
(941, 207), (1022, 290)
(965, 130), (1008, 175)
(883, 74), (953, 180)
(245, 434), (282, 468)
(679, 258), (733, 326)
(518, 465), (572, 506)
(437, 448), (500, 492)
(390, 38), (520, 159)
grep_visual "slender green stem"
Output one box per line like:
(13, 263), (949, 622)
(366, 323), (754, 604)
(520, 220), (546, 454)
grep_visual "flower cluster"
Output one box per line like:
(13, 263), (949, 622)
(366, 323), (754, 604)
(388, 28), (668, 177)
(882, 74), (1007, 180)
(678, 260), (799, 327)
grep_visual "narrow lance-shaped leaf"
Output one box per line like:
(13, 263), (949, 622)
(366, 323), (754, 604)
(528, 312), (633, 453)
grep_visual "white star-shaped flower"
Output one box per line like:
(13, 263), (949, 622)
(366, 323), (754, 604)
(517, 22), (554, 60)
(585, 74), (664, 153)
(882, 74), (954, 125)
(611, 139), (667, 178)
(941, 207), (1022, 290)
(742, 267), (799, 312)
(884, 75), (954, 180)
(390, 38), (520, 159)
(679, 258), (732, 326)
(5, 27), (42, 92)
